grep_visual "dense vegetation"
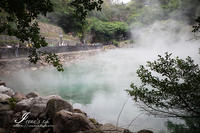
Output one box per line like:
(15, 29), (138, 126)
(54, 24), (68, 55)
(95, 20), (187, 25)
(127, 53), (200, 118)
(127, 53), (200, 132)
(87, 18), (129, 43)
(37, 0), (200, 45)
(0, 0), (103, 71)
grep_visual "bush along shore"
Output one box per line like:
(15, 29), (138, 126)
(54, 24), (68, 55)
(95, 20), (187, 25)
(0, 85), (153, 133)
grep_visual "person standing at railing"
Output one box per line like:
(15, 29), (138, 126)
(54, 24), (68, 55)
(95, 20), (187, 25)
(15, 42), (20, 57)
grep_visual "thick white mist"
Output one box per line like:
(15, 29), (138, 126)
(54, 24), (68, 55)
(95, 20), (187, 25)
(1, 20), (200, 132)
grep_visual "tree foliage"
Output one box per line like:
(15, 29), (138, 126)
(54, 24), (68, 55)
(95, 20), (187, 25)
(0, 0), (103, 71)
(71, 0), (103, 21)
(166, 118), (200, 133)
(127, 53), (200, 118)
(88, 18), (129, 43)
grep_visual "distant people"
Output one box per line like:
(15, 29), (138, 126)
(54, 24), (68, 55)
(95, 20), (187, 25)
(59, 34), (63, 46)
(15, 42), (20, 57)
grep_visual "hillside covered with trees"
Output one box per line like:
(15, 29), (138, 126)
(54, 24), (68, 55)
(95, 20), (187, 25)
(38, 0), (200, 44)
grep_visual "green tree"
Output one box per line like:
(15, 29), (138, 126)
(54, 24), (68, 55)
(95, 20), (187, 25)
(127, 53), (200, 118)
(88, 18), (129, 43)
(0, 0), (103, 71)
(166, 118), (200, 133)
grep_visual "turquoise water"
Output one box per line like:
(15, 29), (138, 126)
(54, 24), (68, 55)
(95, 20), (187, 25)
(2, 21), (200, 132)
(2, 48), (166, 132)
(3, 47), (198, 132)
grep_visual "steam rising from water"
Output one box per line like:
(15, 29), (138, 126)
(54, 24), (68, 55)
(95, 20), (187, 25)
(1, 20), (200, 132)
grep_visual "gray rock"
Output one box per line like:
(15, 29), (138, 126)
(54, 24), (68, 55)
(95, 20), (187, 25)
(45, 98), (73, 118)
(0, 93), (11, 103)
(74, 108), (87, 116)
(0, 103), (11, 111)
(137, 130), (153, 133)
(0, 128), (7, 133)
(53, 110), (95, 133)
(45, 95), (62, 100)
(0, 81), (6, 86)
(31, 95), (63, 117)
(13, 91), (26, 102)
(31, 127), (52, 133)
(30, 128), (42, 133)
(0, 110), (13, 128)
(15, 98), (33, 112)
(0, 86), (14, 96)
(100, 123), (132, 133)
(26, 91), (39, 98)
(15, 95), (62, 116)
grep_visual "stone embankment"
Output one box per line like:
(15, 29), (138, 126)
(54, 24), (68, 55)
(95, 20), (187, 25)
(0, 49), (100, 75)
(0, 85), (153, 133)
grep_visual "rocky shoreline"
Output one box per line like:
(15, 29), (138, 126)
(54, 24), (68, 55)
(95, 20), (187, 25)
(0, 85), (153, 133)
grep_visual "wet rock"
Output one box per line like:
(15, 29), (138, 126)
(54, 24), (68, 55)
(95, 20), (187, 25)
(15, 95), (62, 115)
(13, 92), (26, 102)
(74, 108), (87, 116)
(0, 93), (11, 103)
(45, 95), (62, 100)
(89, 118), (102, 128)
(0, 81), (6, 86)
(31, 127), (52, 133)
(0, 103), (11, 111)
(100, 123), (132, 133)
(45, 98), (73, 118)
(13, 111), (22, 119)
(0, 110), (13, 128)
(0, 128), (7, 133)
(26, 91), (39, 98)
(0, 86), (14, 96)
(32, 95), (63, 117)
(137, 130), (153, 133)
(53, 110), (95, 133)
(30, 102), (47, 117)
(30, 128), (42, 133)
(15, 98), (33, 112)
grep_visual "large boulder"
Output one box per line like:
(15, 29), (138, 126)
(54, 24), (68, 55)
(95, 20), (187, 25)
(0, 86), (14, 96)
(15, 98), (33, 112)
(0, 110), (13, 128)
(0, 81), (6, 86)
(13, 92), (26, 102)
(0, 93), (11, 103)
(74, 108), (87, 116)
(0, 128), (7, 133)
(0, 103), (11, 112)
(99, 123), (132, 133)
(26, 91), (39, 99)
(137, 130), (153, 133)
(45, 98), (73, 118)
(53, 110), (95, 133)
(15, 95), (62, 117)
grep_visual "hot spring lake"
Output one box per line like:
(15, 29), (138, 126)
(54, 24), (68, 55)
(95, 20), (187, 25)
(2, 22), (200, 132)
(2, 45), (199, 132)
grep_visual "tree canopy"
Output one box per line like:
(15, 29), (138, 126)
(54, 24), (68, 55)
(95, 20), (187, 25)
(127, 53), (200, 118)
(88, 17), (129, 43)
(0, 0), (103, 71)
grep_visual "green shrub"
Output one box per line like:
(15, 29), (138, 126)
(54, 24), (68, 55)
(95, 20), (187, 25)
(112, 40), (119, 47)
(8, 97), (17, 109)
(87, 18), (129, 43)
